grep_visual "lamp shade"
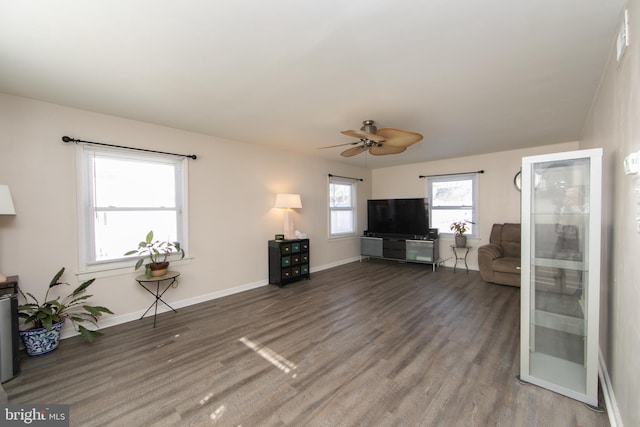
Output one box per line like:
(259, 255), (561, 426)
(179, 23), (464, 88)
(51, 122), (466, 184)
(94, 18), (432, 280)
(0, 185), (15, 215)
(274, 193), (302, 209)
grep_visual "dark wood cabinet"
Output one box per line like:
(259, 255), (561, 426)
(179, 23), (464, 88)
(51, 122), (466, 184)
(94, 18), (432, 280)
(268, 239), (310, 286)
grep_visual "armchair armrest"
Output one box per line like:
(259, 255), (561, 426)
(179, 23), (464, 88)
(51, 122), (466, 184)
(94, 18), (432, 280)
(478, 243), (503, 283)
(478, 243), (503, 260)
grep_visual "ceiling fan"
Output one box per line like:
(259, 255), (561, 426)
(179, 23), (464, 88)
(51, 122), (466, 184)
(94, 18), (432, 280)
(319, 120), (423, 157)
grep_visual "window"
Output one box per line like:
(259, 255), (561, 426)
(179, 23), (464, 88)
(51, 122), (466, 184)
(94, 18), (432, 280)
(78, 145), (187, 270)
(427, 173), (477, 236)
(329, 176), (357, 237)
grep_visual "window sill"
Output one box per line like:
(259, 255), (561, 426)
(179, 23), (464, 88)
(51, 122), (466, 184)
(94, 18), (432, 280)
(440, 234), (479, 239)
(77, 257), (193, 280)
(329, 233), (358, 241)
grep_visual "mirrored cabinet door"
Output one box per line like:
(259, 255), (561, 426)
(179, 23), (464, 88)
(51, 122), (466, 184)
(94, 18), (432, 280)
(520, 148), (602, 406)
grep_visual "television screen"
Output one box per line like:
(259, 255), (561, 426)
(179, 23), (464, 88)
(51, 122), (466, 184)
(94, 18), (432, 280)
(367, 198), (430, 236)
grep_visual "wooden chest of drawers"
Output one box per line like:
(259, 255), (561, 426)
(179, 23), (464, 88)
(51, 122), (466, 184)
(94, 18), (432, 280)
(268, 239), (310, 286)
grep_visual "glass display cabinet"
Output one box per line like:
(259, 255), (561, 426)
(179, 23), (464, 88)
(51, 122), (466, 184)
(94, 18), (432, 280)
(519, 148), (602, 406)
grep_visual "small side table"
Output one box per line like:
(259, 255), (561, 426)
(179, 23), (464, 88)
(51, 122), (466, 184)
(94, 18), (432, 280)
(451, 246), (472, 274)
(135, 271), (180, 327)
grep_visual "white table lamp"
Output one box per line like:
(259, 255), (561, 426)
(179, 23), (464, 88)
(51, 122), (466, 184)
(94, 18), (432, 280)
(0, 185), (16, 282)
(274, 193), (302, 240)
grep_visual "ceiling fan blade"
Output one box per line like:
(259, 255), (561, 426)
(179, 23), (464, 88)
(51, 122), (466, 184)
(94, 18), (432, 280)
(318, 141), (359, 149)
(375, 128), (423, 147)
(369, 144), (407, 156)
(341, 145), (368, 157)
(340, 129), (386, 143)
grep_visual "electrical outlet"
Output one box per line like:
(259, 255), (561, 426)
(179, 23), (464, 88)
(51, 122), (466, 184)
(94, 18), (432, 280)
(624, 151), (639, 175)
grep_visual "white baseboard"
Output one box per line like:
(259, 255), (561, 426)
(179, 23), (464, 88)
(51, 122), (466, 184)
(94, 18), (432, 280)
(599, 348), (623, 427)
(312, 256), (360, 272)
(60, 278), (270, 339)
(61, 257), (362, 340)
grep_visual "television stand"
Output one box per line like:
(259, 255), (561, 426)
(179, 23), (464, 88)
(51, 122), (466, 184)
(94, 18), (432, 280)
(361, 236), (439, 271)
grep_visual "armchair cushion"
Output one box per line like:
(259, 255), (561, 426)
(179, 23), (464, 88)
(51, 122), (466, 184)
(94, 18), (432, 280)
(493, 257), (520, 274)
(493, 223), (520, 258)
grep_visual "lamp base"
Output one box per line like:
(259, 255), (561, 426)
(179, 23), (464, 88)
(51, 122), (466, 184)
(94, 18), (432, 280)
(283, 210), (296, 240)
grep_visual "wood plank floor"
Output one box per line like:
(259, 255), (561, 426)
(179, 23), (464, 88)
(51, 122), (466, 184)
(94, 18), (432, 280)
(4, 260), (610, 427)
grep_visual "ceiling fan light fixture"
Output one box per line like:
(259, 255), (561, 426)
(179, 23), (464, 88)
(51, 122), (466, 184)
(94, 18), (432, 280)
(360, 119), (377, 135)
(323, 119), (424, 157)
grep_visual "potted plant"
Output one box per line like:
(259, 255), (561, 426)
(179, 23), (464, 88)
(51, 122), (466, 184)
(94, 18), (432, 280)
(124, 230), (184, 278)
(17, 267), (113, 356)
(450, 220), (473, 247)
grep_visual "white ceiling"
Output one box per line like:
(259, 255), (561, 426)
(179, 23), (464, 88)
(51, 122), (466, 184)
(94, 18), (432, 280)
(0, 1), (625, 168)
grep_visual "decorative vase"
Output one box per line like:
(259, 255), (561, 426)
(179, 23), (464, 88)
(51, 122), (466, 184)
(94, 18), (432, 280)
(19, 320), (65, 356)
(455, 235), (467, 248)
(147, 262), (169, 278)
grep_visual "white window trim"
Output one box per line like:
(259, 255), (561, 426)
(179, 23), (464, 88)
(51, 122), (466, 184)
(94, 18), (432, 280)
(427, 173), (478, 237)
(328, 176), (358, 239)
(76, 144), (189, 277)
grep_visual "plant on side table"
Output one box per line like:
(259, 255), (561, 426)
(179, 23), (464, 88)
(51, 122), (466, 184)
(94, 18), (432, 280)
(450, 220), (473, 247)
(18, 267), (113, 356)
(124, 230), (185, 278)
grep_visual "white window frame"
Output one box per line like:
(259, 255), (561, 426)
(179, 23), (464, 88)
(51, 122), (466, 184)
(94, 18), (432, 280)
(427, 173), (478, 237)
(77, 144), (189, 276)
(328, 176), (357, 238)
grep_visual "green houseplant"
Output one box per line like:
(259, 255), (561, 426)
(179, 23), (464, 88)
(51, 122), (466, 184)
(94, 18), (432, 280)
(450, 220), (471, 236)
(124, 230), (184, 278)
(18, 267), (113, 355)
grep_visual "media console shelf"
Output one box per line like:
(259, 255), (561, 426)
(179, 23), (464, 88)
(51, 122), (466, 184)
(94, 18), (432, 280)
(361, 236), (439, 271)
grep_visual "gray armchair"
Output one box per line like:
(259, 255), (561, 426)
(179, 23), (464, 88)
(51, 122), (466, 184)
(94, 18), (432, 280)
(478, 223), (521, 287)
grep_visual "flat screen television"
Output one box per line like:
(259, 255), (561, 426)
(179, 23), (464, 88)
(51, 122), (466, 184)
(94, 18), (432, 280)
(367, 198), (430, 236)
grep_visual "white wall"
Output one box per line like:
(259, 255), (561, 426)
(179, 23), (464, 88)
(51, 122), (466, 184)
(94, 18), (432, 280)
(371, 142), (578, 269)
(0, 93), (371, 333)
(581, 3), (639, 426)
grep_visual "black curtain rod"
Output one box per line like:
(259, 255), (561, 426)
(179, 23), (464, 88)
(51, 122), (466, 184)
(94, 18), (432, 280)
(62, 136), (197, 159)
(328, 173), (363, 182)
(419, 170), (484, 179)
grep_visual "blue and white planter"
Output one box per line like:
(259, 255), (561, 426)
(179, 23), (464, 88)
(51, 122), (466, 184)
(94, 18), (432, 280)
(19, 320), (65, 356)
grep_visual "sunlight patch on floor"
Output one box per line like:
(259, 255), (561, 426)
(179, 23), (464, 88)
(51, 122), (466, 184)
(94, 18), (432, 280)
(199, 391), (214, 405)
(199, 393), (228, 423)
(163, 334), (182, 362)
(239, 336), (298, 378)
(209, 404), (226, 421)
